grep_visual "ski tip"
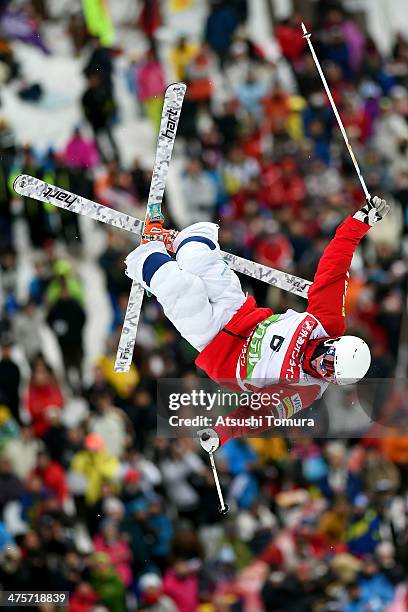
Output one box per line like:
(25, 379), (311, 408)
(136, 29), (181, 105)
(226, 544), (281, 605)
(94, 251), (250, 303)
(114, 364), (131, 373)
(166, 82), (187, 93)
(301, 22), (310, 36)
(13, 174), (29, 194)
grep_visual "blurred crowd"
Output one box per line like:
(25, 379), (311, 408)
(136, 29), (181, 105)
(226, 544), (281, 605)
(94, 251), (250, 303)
(0, 0), (408, 610)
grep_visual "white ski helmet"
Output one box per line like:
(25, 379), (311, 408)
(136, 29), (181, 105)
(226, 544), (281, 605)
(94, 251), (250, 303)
(333, 336), (371, 385)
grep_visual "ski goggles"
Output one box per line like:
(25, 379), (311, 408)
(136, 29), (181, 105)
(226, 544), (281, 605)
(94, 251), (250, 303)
(309, 339), (338, 379)
(320, 346), (336, 375)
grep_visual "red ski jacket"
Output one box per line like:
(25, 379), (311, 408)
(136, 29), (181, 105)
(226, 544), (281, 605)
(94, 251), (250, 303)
(195, 216), (370, 442)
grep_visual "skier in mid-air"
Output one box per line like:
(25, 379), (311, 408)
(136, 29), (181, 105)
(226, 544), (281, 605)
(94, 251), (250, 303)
(124, 196), (389, 453)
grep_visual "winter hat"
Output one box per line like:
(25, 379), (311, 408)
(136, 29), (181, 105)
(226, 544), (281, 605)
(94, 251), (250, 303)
(139, 573), (162, 591)
(103, 497), (125, 516)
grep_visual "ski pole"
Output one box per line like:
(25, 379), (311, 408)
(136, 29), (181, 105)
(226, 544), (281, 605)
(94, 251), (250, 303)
(301, 23), (372, 204)
(209, 452), (229, 515)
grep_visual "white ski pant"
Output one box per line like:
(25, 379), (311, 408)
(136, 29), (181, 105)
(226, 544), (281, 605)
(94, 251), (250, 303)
(125, 222), (246, 351)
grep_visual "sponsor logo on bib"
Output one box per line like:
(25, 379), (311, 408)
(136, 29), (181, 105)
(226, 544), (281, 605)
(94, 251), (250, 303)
(246, 315), (281, 380)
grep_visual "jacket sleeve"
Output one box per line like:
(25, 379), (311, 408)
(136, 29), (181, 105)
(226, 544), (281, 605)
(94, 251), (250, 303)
(306, 216), (370, 336)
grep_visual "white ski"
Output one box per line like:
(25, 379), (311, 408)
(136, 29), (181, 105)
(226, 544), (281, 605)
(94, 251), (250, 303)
(14, 174), (312, 298)
(13, 174), (145, 233)
(114, 82), (187, 371)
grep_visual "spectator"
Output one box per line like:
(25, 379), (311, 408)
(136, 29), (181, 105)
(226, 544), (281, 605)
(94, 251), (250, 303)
(0, 457), (25, 513)
(124, 387), (160, 452)
(222, 145), (260, 195)
(96, 341), (140, 400)
(13, 300), (42, 362)
(70, 433), (119, 505)
(184, 44), (214, 112)
(19, 531), (52, 590)
(375, 97), (408, 163)
(214, 99), (240, 145)
(180, 158), (217, 223)
(93, 519), (133, 587)
(68, 581), (100, 612)
(89, 389), (129, 457)
(27, 257), (51, 306)
(94, 159), (138, 212)
(0, 248), (18, 317)
(138, 572), (177, 611)
(136, 46), (166, 132)
(236, 499), (277, 549)
(42, 151), (82, 248)
(130, 157), (152, 201)
(0, 117), (15, 248)
(147, 496), (173, 571)
(42, 411), (75, 468)
(30, 450), (68, 503)
(159, 441), (205, 525)
(24, 356), (64, 438)
(275, 15), (307, 65)
(63, 124), (99, 204)
(219, 439), (260, 509)
(67, 12), (88, 55)
(261, 568), (315, 612)
(47, 259), (84, 306)
(63, 126), (99, 170)
(89, 552), (126, 612)
(169, 36), (199, 82)
(122, 496), (156, 575)
(84, 36), (114, 93)
(46, 279), (86, 390)
(317, 495), (349, 546)
(0, 405), (18, 451)
(376, 542), (405, 586)
(138, 0), (161, 40)
(361, 445), (400, 496)
(356, 555), (394, 610)
(4, 425), (43, 480)
(262, 82), (290, 135)
(344, 580), (366, 612)
(10, 145), (53, 247)
(345, 494), (381, 555)
(82, 72), (119, 162)
(0, 333), (20, 423)
(163, 560), (200, 612)
(205, 0), (239, 66)
(0, 520), (14, 552)
(236, 70), (267, 123)
(98, 231), (131, 329)
(317, 442), (361, 501)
